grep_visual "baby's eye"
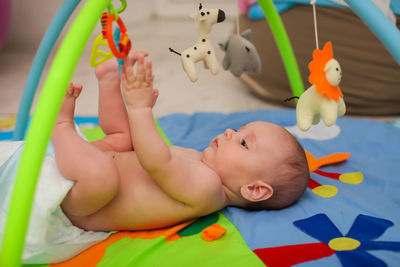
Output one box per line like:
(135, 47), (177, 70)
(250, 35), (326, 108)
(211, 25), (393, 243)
(241, 140), (248, 149)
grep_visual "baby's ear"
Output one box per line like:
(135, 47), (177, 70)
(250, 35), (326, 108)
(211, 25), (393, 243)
(240, 180), (273, 202)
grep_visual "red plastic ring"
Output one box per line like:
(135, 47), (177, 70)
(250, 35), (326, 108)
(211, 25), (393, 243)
(105, 14), (131, 59)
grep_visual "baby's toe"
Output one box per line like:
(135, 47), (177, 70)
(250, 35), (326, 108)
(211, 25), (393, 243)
(71, 84), (83, 98)
(66, 83), (74, 96)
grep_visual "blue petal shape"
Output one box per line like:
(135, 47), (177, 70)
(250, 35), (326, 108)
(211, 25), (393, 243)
(336, 250), (386, 267)
(346, 215), (394, 241)
(294, 214), (343, 244)
(360, 241), (400, 252)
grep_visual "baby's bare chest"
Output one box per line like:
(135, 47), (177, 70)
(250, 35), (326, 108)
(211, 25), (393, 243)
(100, 150), (212, 229)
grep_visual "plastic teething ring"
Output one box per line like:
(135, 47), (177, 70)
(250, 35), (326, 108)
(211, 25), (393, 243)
(105, 13), (131, 58)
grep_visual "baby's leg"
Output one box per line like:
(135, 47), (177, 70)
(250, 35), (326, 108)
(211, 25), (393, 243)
(92, 51), (158, 152)
(92, 55), (133, 152)
(52, 84), (119, 217)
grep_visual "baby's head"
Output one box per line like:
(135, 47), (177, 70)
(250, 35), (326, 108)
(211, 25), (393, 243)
(202, 121), (309, 210)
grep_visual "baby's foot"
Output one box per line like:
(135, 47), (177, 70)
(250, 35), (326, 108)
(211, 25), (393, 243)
(95, 50), (148, 80)
(56, 83), (82, 125)
(95, 56), (119, 80)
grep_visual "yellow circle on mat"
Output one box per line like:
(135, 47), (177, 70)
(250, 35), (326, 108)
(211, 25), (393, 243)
(312, 185), (338, 198)
(329, 237), (361, 251)
(339, 172), (364, 184)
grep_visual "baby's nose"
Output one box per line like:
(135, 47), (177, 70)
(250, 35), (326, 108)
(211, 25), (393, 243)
(224, 129), (234, 140)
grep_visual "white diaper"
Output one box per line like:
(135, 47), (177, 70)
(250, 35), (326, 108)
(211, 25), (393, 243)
(0, 141), (112, 264)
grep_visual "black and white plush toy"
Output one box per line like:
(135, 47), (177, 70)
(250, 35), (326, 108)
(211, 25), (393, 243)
(169, 4), (226, 82)
(219, 29), (261, 77)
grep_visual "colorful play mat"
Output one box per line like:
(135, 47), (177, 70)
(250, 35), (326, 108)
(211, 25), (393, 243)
(1, 109), (400, 266)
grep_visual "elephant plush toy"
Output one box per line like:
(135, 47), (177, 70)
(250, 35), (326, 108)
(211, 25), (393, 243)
(219, 29), (261, 77)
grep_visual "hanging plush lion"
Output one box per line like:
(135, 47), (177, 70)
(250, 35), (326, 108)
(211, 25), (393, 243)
(296, 42), (346, 131)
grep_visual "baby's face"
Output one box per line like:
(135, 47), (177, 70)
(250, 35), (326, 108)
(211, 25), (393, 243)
(202, 121), (291, 190)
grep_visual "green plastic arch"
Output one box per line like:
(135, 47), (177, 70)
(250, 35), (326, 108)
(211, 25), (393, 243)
(257, 0), (304, 97)
(0, 1), (302, 266)
(0, 0), (111, 266)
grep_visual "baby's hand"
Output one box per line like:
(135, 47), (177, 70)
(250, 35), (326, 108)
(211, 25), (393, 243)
(121, 56), (155, 109)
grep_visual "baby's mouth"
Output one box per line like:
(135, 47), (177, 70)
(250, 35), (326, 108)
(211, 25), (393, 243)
(213, 138), (218, 148)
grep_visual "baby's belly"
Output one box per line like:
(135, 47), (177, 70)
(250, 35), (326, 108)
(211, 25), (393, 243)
(68, 151), (199, 231)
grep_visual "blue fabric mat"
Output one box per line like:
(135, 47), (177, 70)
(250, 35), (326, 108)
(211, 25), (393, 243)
(2, 109), (400, 266)
(158, 109), (400, 266)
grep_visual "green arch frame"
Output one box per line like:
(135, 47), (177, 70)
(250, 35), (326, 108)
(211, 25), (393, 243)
(0, 0), (111, 266)
(0, 0), (303, 265)
(257, 0), (305, 97)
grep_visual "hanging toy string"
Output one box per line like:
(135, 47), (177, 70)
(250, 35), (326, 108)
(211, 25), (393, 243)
(311, 0), (319, 49)
(113, 27), (124, 74)
(236, 0), (240, 35)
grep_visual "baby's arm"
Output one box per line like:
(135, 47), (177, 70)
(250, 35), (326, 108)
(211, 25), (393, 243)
(121, 57), (169, 167)
(121, 57), (211, 206)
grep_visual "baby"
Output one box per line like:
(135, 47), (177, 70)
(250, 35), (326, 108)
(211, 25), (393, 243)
(52, 51), (310, 232)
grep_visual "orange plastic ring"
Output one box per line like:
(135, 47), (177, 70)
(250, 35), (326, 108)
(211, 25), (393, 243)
(105, 14), (131, 59)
